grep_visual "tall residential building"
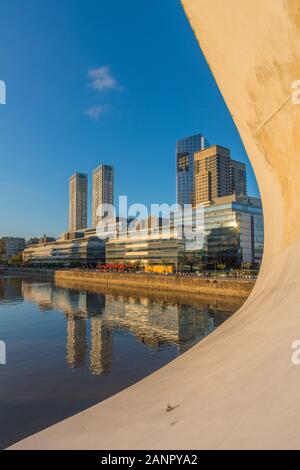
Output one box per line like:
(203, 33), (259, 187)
(231, 159), (247, 195)
(194, 145), (232, 205)
(69, 173), (88, 232)
(176, 133), (208, 207)
(92, 164), (114, 228)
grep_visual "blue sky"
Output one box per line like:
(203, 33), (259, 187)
(0, 0), (259, 239)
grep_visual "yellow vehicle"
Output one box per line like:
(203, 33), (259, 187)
(144, 265), (174, 274)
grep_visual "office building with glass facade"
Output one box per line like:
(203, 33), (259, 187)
(176, 133), (208, 206)
(176, 194), (264, 269)
(105, 195), (264, 270)
(23, 234), (105, 267)
(106, 217), (182, 267)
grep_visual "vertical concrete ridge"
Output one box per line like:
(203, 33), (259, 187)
(9, 0), (300, 449)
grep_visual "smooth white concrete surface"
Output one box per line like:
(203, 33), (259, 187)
(10, 0), (300, 449)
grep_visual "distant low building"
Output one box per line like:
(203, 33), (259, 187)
(26, 235), (56, 247)
(0, 237), (26, 260)
(26, 238), (39, 247)
(39, 234), (56, 244)
(23, 234), (105, 267)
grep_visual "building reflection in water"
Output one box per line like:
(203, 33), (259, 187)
(0, 277), (24, 305)
(89, 317), (112, 375)
(66, 319), (87, 368)
(15, 278), (243, 375)
(21, 282), (113, 375)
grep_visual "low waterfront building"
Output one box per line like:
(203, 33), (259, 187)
(206, 194), (263, 268)
(106, 195), (264, 270)
(176, 194), (264, 269)
(105, 215), (182, 268)
(106, 232), (182, 268)
(22, 195), (263, 270)
(23, 233), (105, 267)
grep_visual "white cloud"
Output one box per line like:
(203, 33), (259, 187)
(88, 66), (121, 92)
(85, 66), (123, 121)
(85, 105), (109, 120)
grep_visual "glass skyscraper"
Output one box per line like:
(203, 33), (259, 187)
(176, 133), (209, 207)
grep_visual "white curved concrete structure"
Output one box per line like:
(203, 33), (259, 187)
(10, 0), (300, 449)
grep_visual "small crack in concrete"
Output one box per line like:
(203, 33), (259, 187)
(255, 94), (292, 134)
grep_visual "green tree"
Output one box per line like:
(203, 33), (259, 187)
(8, 252), (23, 265)
(241, 261), (252, 270)
(217, 263), (226, 271)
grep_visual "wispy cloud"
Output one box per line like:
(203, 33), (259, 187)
(85, 105), (110, 120)
(88, 66), (121, 92)
(85, 66), (124, 121)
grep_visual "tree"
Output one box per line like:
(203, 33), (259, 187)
(8, 252), (23, 265)
(217, 263), (226, 271)
(241, 261), (252, 270)
(178, 250), (205, 272)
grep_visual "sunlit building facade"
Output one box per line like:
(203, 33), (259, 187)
(92, 164), (114, 228)
(231, 159), (247, 196)
(177, 194), (264, 269)
(23, 234), (105, 267)
(106, 222), (181, 267)
(194, 145), (232, 204)
(106, 195), (264, 270)
(69, 173), (88, 232)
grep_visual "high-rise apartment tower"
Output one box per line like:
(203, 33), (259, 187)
(92, 164), (114, 228)
(231, 159), (247, 196)
(69, 173), (88, 232)
(194, 145), (232, 205)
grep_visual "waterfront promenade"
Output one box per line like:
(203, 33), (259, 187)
(7, 268), (255, 299)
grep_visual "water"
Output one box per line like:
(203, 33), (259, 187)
(0, 276), (244, 449)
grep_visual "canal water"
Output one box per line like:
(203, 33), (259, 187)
(0, 276), (245, 449)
